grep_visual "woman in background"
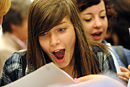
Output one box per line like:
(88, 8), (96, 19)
(76, 0), (130, 82)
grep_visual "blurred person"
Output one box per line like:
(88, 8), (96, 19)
(0, 0), (31, 73)
(0, 0), (11, 74)
(0, 0), (10, 29)
(104, 0), (130, 50)
(76, 0), (130, 83)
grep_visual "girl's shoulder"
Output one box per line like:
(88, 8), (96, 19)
(91, 45), (117, 73)
(3, 49), (27, 74)
(0, 50), (27, 86)
(5, 49), (27, 65)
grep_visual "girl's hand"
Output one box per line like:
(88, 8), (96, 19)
(117, 65), (130, 82)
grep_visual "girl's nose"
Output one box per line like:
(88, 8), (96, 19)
(49, 34), (60, 46)
(93, 17), (102, 29)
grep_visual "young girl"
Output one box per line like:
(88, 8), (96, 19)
(76, 0), (130, 82)
(0, 0), (116, 86)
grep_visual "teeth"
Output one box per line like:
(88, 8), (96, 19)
(95, 32), (100, 34)
(55, 50), (60, 52)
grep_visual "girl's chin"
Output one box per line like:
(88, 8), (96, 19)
(55, 63), (66, 69)
(54, 61), (68, 69)
(92, 38), (103, 43)
(96, 40), (102, 43)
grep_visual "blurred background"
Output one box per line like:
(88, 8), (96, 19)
(0, 0), (34, 37)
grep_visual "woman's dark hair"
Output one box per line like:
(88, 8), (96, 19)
(108, 0), (130, 49)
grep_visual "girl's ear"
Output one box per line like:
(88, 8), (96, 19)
(10, 22), (18, 31)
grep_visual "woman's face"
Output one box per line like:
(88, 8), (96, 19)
(80, 0), (108, 43)
(39, 16), (76, 70)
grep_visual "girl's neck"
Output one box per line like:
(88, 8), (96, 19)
(61, 58), (76, 78)
(62, 65), (74, 78)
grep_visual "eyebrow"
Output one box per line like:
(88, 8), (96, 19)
(99, 10), (106, 14)
(56, 21), (67, 26)
(59, 21), (67, 25)
(83, 9), (106, 15)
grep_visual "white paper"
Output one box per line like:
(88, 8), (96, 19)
(2, 62), (125, 87)
(3, 62), (75, 87)
(106, 43), (121, 72)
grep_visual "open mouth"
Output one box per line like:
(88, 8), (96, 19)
(52, 49), (65, 60)
(91, 32), (102, 41)
(92, 32), (102, 37)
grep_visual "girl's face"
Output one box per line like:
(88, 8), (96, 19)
(39, 16), (76, 70)
(80, 0), (108, 43)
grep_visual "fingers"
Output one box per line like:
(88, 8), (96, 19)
(117, 72), (130, 82)
(117, 72), (129, 79)
(118, 76), (129, 82)
(119, 66), (129, 72)
(118, 66), (130, 82)
(128, 65), (130, 70)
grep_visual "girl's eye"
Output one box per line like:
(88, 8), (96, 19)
(84, 19), (91, 22)
(58, 28), (65, 32)
(100, 16), (106, 19)
(40, 32), (48, 36)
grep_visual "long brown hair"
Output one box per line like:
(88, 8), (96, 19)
(27, 0), (103, 77)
